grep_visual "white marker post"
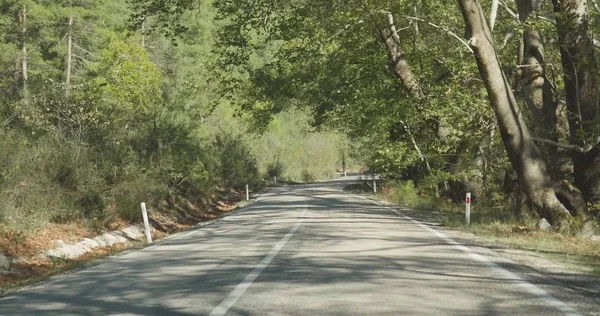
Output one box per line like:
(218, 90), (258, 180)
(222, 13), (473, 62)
(140, 202), (153, 243)
(274, 176), (277, 186)
(465, 193), (471, 226)
(246, 184), (249, 201)
(373, 179), (377, 193)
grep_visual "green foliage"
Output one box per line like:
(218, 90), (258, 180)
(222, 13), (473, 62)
(215, 135), (260, 188)
(0, 0), (353, 236)
(266, 160), (284, 179)
(301, 170), (316, 183)
(249, 109), (351, 182)
(92, 37), (163, 127)
(385, 181), (420, 208)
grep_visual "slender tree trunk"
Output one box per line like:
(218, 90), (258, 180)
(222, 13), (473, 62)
(378, 17), (423, 100)
(20, 5), (28, 103)
(377, 12), (450, 141)
(456, 0), (591, 232)
(141, 19), (146, 48)
(66, 15), (73, 98)
(401, 120), (440, 198)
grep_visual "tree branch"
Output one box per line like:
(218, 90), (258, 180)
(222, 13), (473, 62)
(400, 15), (473, 53)
(490, 0), (500, 31)
(499, 1), (519, 19)
(532, 137), (586, 153)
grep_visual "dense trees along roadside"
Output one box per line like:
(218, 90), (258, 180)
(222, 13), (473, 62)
(2, 0), (600, 237)
(0, 0), (348, 236)
(198, 0), (600, 234)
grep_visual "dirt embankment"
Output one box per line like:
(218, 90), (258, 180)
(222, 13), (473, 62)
(0, 189), (244, 294)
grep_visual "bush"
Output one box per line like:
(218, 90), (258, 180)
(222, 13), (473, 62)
(388, 180), (420, 208)
(266, 160), (285, 179)
(301, 170), (315, 183)
(215, 135), (260, 188)
(188, 160), (215, 192)
(110, 167), (166, 223)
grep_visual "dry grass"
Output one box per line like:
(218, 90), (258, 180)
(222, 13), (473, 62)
(466, 223), (600, 275)
(0, 242), (134, 296)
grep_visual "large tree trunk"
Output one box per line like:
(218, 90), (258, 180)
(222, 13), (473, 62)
(552, 0), (600, 201)
(518, 28), (574, 180)
(514, 1), (574, 181)
(456, 0), (591, 232)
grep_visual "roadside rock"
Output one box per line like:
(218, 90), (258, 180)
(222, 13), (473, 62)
(47, 243), (86, 259)
(537, 218), (552, 231)
(82, 238), (100, 249)
(101, 232), (118, 245)
(44, 224), (153, 259)
(111, 232), (128, 243)
(93, 235), (109, 247)
(121, 226), (144, 240)
(0, 253), (10, 271)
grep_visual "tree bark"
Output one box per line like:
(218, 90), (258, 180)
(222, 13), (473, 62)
(490, 0), (500, 31)
(512, 1), (574, 181)
(518, 28), (574, 180)
(20, 5), (28, 103)
(377, 12), (450, 141)
(552, 0), (600, 201)
(66, 15), (73, 98)
(456, 0), (588, 232)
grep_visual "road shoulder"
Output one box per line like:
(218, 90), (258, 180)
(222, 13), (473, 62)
(352, 192), (600, 316)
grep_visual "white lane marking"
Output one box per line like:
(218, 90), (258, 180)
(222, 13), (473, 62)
(353, 195), (582, 316)
(209, 202), (308, 316)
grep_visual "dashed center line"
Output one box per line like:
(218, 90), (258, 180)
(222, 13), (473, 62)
(209, 201), (307, 316)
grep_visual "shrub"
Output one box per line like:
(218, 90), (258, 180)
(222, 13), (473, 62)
(301, 170), (315, 183)
(110, 168), (166, 223)
(215, 135), (260, 188)
(266, 160), (285, 179)
(389, 180), (420, 207)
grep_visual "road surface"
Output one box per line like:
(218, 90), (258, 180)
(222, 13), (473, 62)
(0, 178), (592, 315)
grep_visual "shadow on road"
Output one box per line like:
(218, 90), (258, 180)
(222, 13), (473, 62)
(0, 179), (598, 315)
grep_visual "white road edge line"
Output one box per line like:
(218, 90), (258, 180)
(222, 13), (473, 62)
(209, 202), (308, 316)
(354, 194), (582, 316)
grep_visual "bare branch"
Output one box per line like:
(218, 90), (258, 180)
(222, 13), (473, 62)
(592, 0), (600, 12)
(499, 1), (519, 19)
(73, 43), (96, 57)
(532, 137), (586, 153)
(401, 15), (474, 53)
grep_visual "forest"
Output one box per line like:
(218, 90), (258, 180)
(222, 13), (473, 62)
(0, 0), (349, 237)
(1, 0), (600, 243)
(198, 0), (600, 235)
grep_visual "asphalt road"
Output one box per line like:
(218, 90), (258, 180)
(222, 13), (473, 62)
(0, 178), (591, 315)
